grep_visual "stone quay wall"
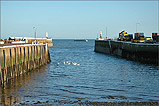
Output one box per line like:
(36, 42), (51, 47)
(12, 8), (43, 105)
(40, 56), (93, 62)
(94, 40), (159, 64)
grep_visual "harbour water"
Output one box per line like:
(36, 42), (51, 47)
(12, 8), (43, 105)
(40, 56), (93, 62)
(0, 39), (159, 105)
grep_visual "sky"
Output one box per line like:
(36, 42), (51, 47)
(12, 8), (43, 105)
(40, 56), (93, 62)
(1, 1), (159, 39)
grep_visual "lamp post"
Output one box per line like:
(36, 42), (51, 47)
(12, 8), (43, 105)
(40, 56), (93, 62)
(33, 27), (37, 44)
(106, 27), (107, 37)
(136, 23), (140, 33)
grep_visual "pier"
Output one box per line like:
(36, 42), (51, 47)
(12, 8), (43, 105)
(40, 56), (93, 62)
(0, 43), (51, 86)
(94, 40), (159, 64)
(1, 37), (53, 47)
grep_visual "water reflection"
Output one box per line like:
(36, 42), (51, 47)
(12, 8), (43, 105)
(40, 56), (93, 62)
(0, 65), (49, 105)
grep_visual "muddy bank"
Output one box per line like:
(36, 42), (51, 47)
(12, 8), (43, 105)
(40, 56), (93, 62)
(10, 100), (159, 106)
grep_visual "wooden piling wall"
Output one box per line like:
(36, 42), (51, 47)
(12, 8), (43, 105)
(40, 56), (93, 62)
(0, 44), (51, 86)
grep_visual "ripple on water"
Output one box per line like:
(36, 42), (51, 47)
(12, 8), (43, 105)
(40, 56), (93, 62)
(1, 40), (159, 105)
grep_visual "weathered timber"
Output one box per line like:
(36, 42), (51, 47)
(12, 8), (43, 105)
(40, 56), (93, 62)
(0, 44), (51, 86)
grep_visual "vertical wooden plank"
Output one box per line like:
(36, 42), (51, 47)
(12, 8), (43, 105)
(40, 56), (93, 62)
(14, 47), (17, 76)
(3, 49), (6, 83)
(34, 46), (36, 68)
(11, 48), (14, 79)
(25, 46), (28, 72)
(0, 48), (3, 85)
(40, 45), (43, 65)
(27, 46), (29, 69)
(44, 45), (46, 63)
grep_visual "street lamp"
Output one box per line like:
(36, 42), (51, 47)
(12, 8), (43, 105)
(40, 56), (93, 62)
(136, 23), (140, 33)
(106, 26), (107, 37)
(33, 27), (37, 44)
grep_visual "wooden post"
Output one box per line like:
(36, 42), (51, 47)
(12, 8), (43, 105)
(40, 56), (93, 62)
(0, 49), (2, 85)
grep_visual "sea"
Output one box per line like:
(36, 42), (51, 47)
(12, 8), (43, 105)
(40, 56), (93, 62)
(0, 39), (159, 105)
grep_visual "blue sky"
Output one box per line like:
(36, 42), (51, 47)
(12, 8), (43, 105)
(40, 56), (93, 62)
(1, 1), (158, 39)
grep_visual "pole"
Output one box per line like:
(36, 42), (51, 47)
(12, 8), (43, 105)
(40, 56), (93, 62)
(35, 29), (36, 44)
(136, 23), (140, 33)
(106, 27), (107, 37)
(33, 27), (37, 44)
(136, 23), (137, 33)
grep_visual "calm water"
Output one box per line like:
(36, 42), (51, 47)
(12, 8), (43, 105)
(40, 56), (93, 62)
(0, 39), (159, 105)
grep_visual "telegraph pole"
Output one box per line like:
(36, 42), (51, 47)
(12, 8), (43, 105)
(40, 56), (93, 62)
(106, 27), (107, 37)
(136, 23), (140, 33)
